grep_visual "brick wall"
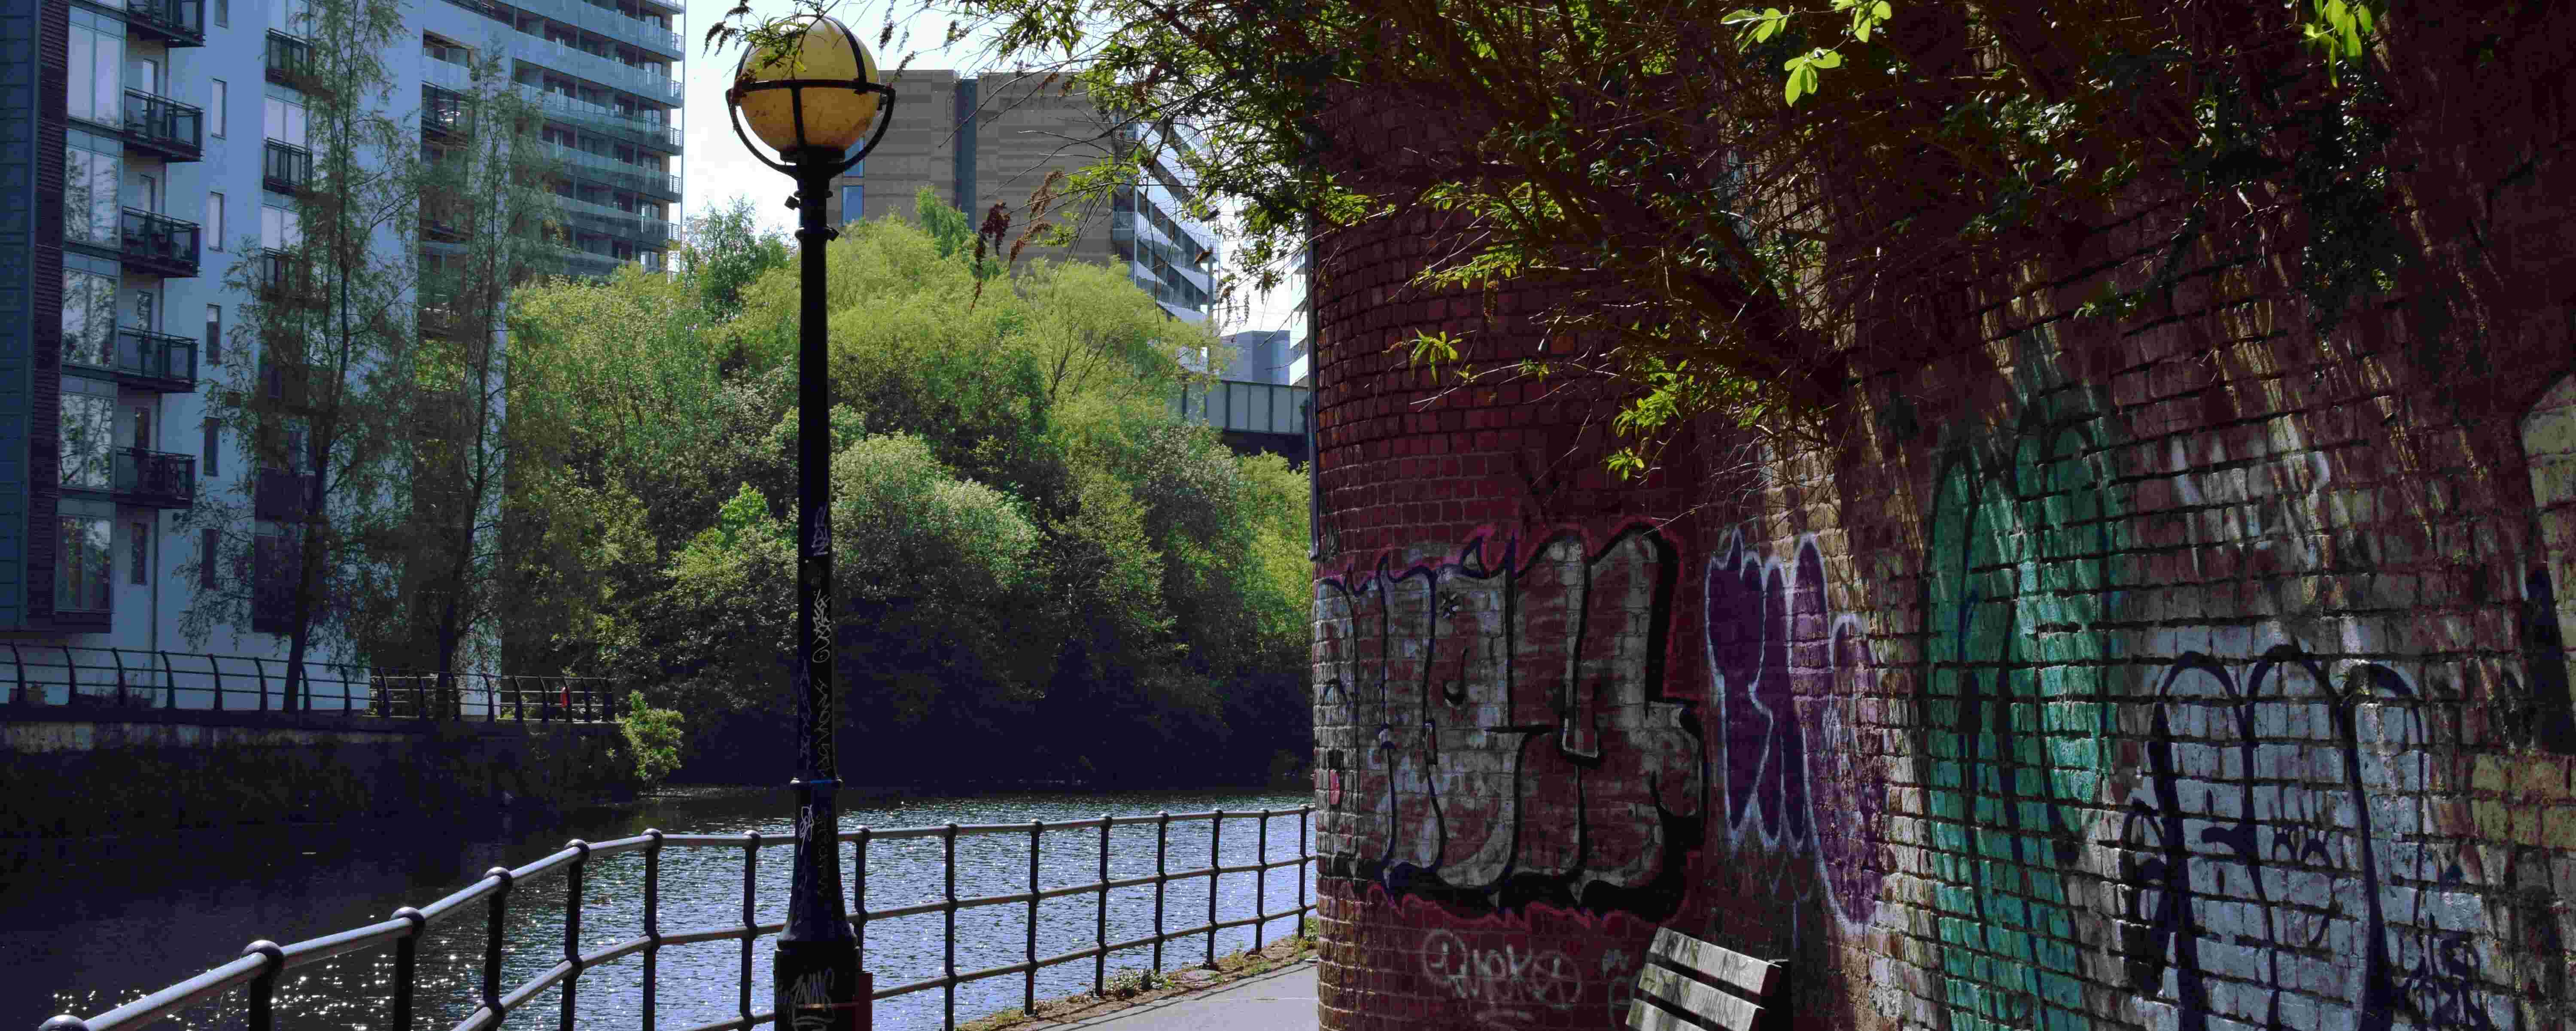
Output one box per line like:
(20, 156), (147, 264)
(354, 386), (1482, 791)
(1309, 24), (2576, 1031)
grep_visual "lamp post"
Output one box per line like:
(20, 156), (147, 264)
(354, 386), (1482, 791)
(724, 15), (895, 1029)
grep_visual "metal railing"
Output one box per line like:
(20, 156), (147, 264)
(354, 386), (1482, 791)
(106, 325), (198, 391)
(119, 208), (200, 277)
(123, 0), (204, 44)
(264, 140), (314, 194)
(0, 644), (613, 721)
(121, 88), (203, 161)
(110, 447), (195, 508)
(265, 31), (316, 89)
(35, 807), (1317, 1031)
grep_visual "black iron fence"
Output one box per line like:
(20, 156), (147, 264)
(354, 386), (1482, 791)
(34, 806), (1317, 1031)
(0, 645), (612, 723)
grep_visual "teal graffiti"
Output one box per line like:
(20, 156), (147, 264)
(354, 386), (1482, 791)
(1920, 386), (2121, 1031)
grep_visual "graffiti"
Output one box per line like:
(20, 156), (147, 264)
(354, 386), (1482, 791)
(1917, 388), (2123, 1031)
(1705, 531), (1889, 933)
(1421, 928), (1585, 1023)
(1315, 526), (1703, 918)
(2112, 644), (2504, 1031)
(783, 968), (837, 1031)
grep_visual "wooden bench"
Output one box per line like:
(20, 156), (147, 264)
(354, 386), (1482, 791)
(1624, 928), (1788, 1031)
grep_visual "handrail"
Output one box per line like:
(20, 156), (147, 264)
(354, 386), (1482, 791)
(36, 806), (1317, 1031)
(0, 643), (614, 722)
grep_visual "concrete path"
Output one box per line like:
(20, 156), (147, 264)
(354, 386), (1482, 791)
(1044, 961), (1319, 1030)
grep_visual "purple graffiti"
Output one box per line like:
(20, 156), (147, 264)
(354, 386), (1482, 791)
(1705, 531), (1888, 927)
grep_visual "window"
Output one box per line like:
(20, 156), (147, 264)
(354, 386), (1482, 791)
(138, 174), (161, 214)
(65, 14), (122, 125)
(129, 522), (149, 585)
(133, 406), (153, 450)
(62, 136), (119, 248)
(264, 97), (307, 147)
(270, 0), (310, 35)
(205, 304), (222, 364)
(57, 518), (111, 613)
(210, 80), (227, 137)
(215, 0), (226, 26)
(60, 393), (114, 489)
(207, 193), (225, 251)
(839, 183), (864, 225)
(201, 529), (219, 588)
(261, 204), (301, 249)
(61, 269), (116, 367)
(204, 419), (221, 476)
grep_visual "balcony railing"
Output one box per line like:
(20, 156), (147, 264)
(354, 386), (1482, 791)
(421, 88), (472, 141)
(557, 194), (675, 246)
(118, 209), (199, 277)
(262, 140), (313, 194)
(257, 249), (322, 307)
(107, 327), (198, 392)
(508, 0), (683, 59)
(517, 37), (681, 103)
(254, 469), (318, 523)
(520, 85), (681, 153)
(111, 448), (196, 508)
(544, 142), (680, 201)
(265, 31), (319, 90)
(258, 359), (319, 411)
(123, 0), (205, 45)
(0, 644), (612, 720)
(120, 89), (203, 161)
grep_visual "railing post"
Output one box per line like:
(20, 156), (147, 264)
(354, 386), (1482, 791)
(210, 653), (223, 711)
(391, 906), (425, 1031)
(1025, 820), (1040, 1016)
(561, 840), (588, 1031)
(1207, 810), (1222, 968)
(852, 826), (870, 965)
(943, 821), (958, 1031)
(514, 676), (526, 723)
(1153, 812), (1169, 975)
(739, 831), (759, 1027)
(243, 940), (285, 1031)
(253, 657), (269, 712)
(483, 867), (514, 1021)
(1256, 809), (1270, 945)
(159, 651), (175, 709)
(1298, 807), (1311, 938)
(1095, 814), (1110, 997)
(9, 644), (24, 706)
(644, 828), (663, 1031)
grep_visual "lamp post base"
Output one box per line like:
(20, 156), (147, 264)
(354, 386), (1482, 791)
(774, 942), (868, 1031)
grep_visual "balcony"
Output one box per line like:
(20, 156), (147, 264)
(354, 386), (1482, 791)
(421, 88), (472, 142)
(123, 0), (205, 45)
(558, 194), (674, 246)
(257, 249), (322, 307)
(263, 140), (314, 195)
(108, 327), (199, 392)
(112, 448), (197, 508)
(255, 470), (319, 522)
(506, 0), (684, 60)
(520, 85), (681, 154)
(121, 89), (203, 161)
(258, 358), (319, 411)
(544, 143), (680, 202)
(265, 32), (322, 92)
(119, 209), (200, 277)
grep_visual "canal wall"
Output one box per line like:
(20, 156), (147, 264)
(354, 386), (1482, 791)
(0, 713), (632, 838)
(1305, 24), (2576, 1031)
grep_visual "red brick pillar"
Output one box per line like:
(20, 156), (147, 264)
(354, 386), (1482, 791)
(1305, 97), (1718, 1031)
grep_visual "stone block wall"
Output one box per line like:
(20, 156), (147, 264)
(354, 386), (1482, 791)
(1306, 22), (2576, 1031)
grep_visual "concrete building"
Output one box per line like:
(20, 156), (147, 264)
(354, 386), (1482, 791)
(0, 0), (679, 698)
(826, 69), (1217, 324)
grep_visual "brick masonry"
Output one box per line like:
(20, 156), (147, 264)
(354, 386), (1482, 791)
(1307, 22), (2576, 1031)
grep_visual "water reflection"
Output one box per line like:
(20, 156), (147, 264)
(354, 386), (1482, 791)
(4, 787), (1315, 1031)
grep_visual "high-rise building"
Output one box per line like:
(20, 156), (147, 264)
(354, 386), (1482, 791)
(0, 0), (680, 683)
(826, 69), (1217, 324)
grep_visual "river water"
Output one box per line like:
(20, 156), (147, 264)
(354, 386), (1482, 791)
(2, 786), (1316, 1031)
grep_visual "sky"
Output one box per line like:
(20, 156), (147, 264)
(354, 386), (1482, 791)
(675, 0), (1306, 339)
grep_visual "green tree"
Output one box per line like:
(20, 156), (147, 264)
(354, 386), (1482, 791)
(676, 195), (791, 322)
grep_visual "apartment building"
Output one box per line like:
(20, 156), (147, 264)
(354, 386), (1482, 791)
(0, 0), (679, 686)
(826, 69), (1218, 324)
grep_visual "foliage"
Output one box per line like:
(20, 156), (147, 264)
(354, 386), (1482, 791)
(705, 0), (2409, 477)
(617, 690), (691, 788)
(504, 194), (1311, 787)
(676, 196), (792, 322)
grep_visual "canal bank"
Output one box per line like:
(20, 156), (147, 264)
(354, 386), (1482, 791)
(0, 712), (633, 838)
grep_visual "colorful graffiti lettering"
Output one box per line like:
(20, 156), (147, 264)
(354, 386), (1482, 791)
(1704, 531), (1889, 932)
(1314, 526), (1704, 918)
(1420, 928), (1586, 1024)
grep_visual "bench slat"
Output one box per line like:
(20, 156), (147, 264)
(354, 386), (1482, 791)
(1627, 991), (1713, 1031)
(1637, 964), (1764, 1031)
(1649, 928), (1784, 998)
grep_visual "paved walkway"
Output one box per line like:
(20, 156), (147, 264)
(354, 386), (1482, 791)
(1045, 961), (1318, 1030)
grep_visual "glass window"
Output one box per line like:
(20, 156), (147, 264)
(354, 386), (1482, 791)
(129, 522), (149, 585)
(205, 304), (222, 364)
(210, 80), (226, 137)
(840, 183), (864, 225)
(56, 518), (111, 613)
(61, 144), (119, 248)
(200, 529), (219, 588)
(61, 269), (116, 368)
(207, 193), (225, 251)
(264, 98), (307, 147)
(60, 392), (114, 490)
(261, 204), (301, 249)
(65, 18), (121, 125)
(215, 0), (226, 26)
(204, 419), (220, 476)
(270, 0), (310, 35)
